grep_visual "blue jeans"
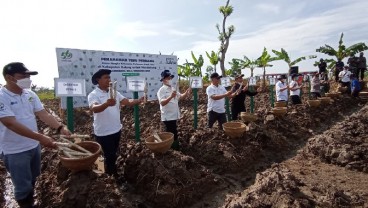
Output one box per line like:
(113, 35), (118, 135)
(95, 131), (121, 175)
(2, 145), (41, 200)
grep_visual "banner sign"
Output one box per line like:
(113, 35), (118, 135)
(56, 48), (177, 108)
(189, 76), (203, 89)
(249, 77), (257, 86)
(54, 78), (86, 97)
(221, 77), (231, 87)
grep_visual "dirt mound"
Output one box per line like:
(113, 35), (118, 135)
(230, 164), (365, 208)
(306, 105), (368, 172)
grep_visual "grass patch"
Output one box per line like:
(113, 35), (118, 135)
(37, 91), (55, 100)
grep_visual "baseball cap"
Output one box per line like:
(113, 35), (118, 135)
(210, 72), (222, 79)
(277, 74), (287, 80)
(160, 70), (174, 81)
(235, 74), (244, 79)
(92, 69), (111, 85)
(3, 62), (38, 77)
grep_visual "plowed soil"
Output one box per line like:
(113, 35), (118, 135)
(1, 88), (368, 208)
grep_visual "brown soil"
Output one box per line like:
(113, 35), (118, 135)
(0, 88), (367, 208)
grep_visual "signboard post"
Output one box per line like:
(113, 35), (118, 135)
(127, 76), (146, 142)
(190, 77), (203, 129)
(249, 77), (257, 113)
(221, 77), (232, 121)
(269, 77), (276, 108)
(54, 78), (86, 132)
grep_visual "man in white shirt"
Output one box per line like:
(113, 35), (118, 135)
(289, 74), (302, 104)
(0, 62), (71, 207)
(88, 69), (143, 186)
(206, 73), (232, 130)
(339, 66), (352, 94)
(275, 74), (289, 102)
(157, 70), (190, 150)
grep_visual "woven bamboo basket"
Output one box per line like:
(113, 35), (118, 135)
(223, 122), (247, 139)
(319, 97), (331, 105)
(271, 107), (287, 116)
(360, 92), (368, 97)
(307, 100), (321, 107)
(240, 112), (257, 123)
(59, 141), (102, 172)
(145, 132), (174, 154)
(275, 101), (287, 107)
(325, 93), (339, 98)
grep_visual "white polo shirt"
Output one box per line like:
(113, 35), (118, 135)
(88, 87), (126, 136)
(0, 87), (43, 154)
(276, 81), (288, 101)
(206, 84), (227, 113)
(289, 80), (300, 96)
(339, 70), (351, 83)
(157, 85), (182, 121)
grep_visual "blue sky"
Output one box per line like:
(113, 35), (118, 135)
(0, 0), (367, 88)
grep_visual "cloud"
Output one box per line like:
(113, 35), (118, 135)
(114, 21), (160, 39)
(168, 29), (195, 37)
(255, 3), (280, 14)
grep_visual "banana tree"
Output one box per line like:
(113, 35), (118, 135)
(257, 47), (277, 88)
(178, 63), (191, 80)
(206, 51), (219, 73)
(316, 33), (368, 65)
(217, 0), (235, 77)
(234, 56), (258, 77)
(272, 48), (317, 73)
(228, 58), (242, 77)
(190, 51), (204, 77)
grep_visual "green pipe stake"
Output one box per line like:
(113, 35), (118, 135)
(250, 86), (254, 113)
(133, 91), (140, 142)
(270, 85), (274, 108)
(193, 88), (198, 129)
(308, 80), (311, 98)
(66, 97), (74, 133)
(225, 97), (231, 121)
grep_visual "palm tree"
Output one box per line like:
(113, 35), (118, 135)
(234, 56), (258, 77)
(316, 33), (368, 63)
(272, 48), (317, 74)
(206, 51), (219, 73)
(257, 47), (277, 88)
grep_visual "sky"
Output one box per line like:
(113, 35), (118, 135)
(0, 0), (367, 88)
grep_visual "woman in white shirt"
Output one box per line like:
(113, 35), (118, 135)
(289, 74), (302, 104)
(275, 74), (289, 102)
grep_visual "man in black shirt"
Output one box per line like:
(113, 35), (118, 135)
(229, 74), (258, 120)
(318, 58), (327, 74)
(335, 59), (344, 82)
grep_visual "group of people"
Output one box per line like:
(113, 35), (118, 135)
(0, 58), (365, 207)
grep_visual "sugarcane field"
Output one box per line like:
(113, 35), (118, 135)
(1, 1), (368, 208)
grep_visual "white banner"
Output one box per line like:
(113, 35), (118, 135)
(56, 48), (177, 108)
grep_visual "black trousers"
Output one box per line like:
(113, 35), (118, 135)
(341, 82), (351, 94)
(311, 92), (321, 98)
(231, 105), (246, 121)
(207, 110), (227, 130)
(163, 120), (178, 141)
(290, 95), (302, 104)
(95, 130), (121, 175)
(358, 68), (366, 80)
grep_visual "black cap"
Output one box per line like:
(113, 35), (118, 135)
(160, 70), (174, 81)
(291, 73), (299, 79)
(235, 74), (244, 79)
(92, 69), (111, 85)
(210, 72), (222, 79)
(3, 62), (38, 77)
(277, 74), (287, 80)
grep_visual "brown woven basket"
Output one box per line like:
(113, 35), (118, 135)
(275, 101), (287, 107)
(360, 92), (368, 97)
(319, 97), (331, 105)
(223, 122), (247, 139)
(240, 112), (257, 123)
(271, 107), (287, 116)
(325, 93), (339, 98)
(59, 141), (102, 172)
(307, 100), (321, 107)
(338, 87), (347, 93)
(145, 132), (174, 154)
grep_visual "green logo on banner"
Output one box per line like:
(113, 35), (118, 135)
(122, 72), (140, 76)
(61, 50), (73, 59)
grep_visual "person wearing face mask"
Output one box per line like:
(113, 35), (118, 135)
(157, 70), (191, 150)
(0, 62), (72, 208)
(289, 74), (302, 104)
(228, 74), (260, 120)
(88, 69), (144, 190)
(206, 73), (232, 130)
(275, 74), (289, 102)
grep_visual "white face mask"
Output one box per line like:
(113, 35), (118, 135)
(16, 77), (32, 89)
(165, 79), (172, 86)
